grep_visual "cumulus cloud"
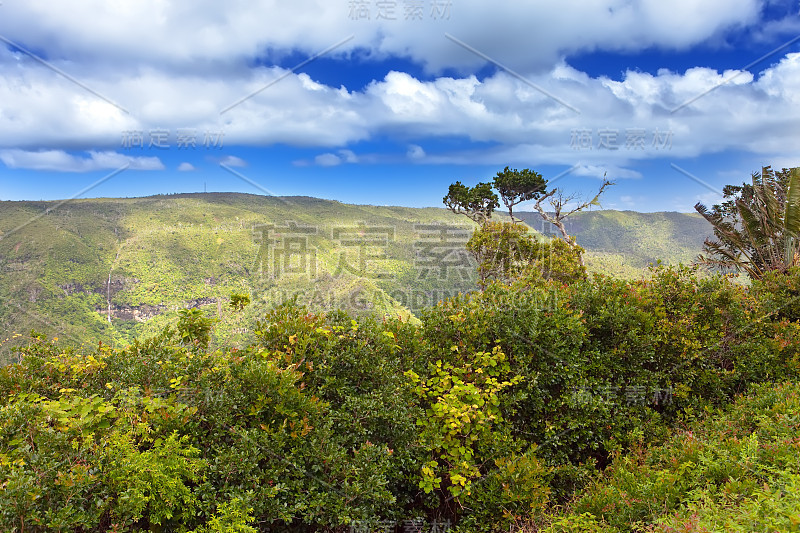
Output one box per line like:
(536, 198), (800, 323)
(314, 153), (342, 166)
(0, 150), (164, 172)
(615, 195), (648, 209)
(0, 2), (798, 172)
(3, 53), (800, 169)
(308, 149), (359, 167)
(0, 0), (761, 74)
(573, 164), (642, 180)
(177, 162), (196, 171)
(339, 149), (358, 163)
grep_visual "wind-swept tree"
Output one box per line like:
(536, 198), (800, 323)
(493, 166), (548, 222)
(444, 169), (614, 271)
(532, 175), (614, 267)
(443, 181), (499, 223)
(695, 166), (800, 279)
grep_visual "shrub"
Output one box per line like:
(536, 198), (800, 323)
(1, 263), (799, 532)
(467, 221), (585, 287)
(537, 381), (800, 532)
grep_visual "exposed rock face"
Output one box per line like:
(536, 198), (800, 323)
(97, 297), (220, 322)
(28, 286), (41, 303)
(58, 283), (88, 296)
(98, 304), (165, 322)
(107, 279), (129, 296)
(187, 297), (217, 308)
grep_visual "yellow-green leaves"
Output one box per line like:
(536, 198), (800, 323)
(408, 346), (523, 500)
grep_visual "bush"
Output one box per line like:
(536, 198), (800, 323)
(420, 265), (798, 501)
(0, 263), (798, 532)
(535, 381), (800, 532)
(467, 221), (585, 287)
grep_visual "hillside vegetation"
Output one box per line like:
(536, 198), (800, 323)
(0, 193), (710, 364)
(2, 191), (799, 532)
(1, 262), (798, 532)
(515, 211), (711, 278)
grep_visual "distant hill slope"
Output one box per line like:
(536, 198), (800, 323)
(515, 210), (712, 277)
(0, 193), (711, 363)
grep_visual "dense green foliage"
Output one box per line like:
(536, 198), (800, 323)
(0, 194), (485, 364)
(534, 381), (800, 532)
(1, 260), (798, 531)
(491, 167), (547, 222)
(0, 194), (711, 365)
(466, 221), (585, 286)
(229, 293), (251, 312)
(443, 182), (500, 223)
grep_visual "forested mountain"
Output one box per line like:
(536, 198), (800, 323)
(0, 193), (711, 363)
(515, 210), (711, 278)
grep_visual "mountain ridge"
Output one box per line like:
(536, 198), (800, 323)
(0, 193), (712, 363)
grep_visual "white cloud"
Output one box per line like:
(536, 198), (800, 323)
(0, 2), (798, 172)
(695, 191), (726, 207)
(0, 149), (164, 172)
(0, 0), (761, 74)
(308, 149), (359, 167)
(616, 195), (647, 209)
(177, 162), (196, 171)
(573, 164), (642, 180)
(219, 155), (247, 167)
(339, 149), (358, 163)
(314, 153), (342, 166)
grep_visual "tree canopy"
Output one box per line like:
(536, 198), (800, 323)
(444, 168), (613, 267)
(493, 167), (547, 222)
(442, 181), (499, 223)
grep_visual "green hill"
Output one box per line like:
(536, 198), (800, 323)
(515, 209), (711, 278)
(0, 193), (711, 363)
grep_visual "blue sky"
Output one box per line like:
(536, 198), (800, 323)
(1, 0), (799, 212)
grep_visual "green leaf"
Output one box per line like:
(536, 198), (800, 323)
(784, 168), (800, 237)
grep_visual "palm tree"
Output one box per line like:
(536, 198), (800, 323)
(695, 166), (800, 279)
